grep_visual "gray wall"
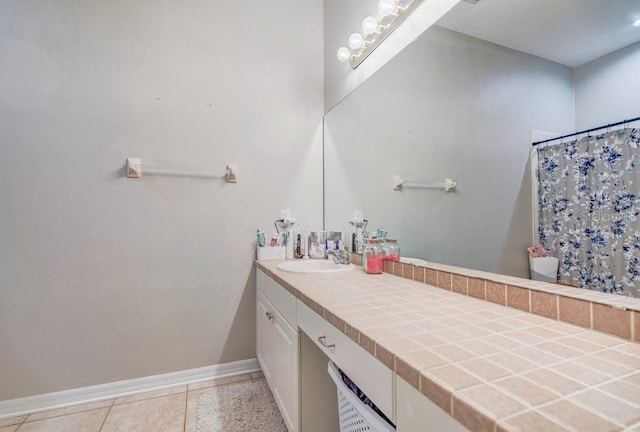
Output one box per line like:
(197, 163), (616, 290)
(574, 41), (640, 130)
(0, 0), (323, 400)
(324, 0), (372, 112)
(324, 26), (575, 277)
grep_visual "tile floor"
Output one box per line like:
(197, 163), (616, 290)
(0, 372), (264, 432)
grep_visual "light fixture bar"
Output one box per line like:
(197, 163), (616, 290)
(351, 0), (426, 69)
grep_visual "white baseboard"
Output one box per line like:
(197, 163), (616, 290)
(0, 358), (260, 420)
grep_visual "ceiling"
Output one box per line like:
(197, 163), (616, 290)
(437, 0), (640, 67)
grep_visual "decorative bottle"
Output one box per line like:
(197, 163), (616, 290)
(363, 239), (383, 274)
(383, 239), (400, 262)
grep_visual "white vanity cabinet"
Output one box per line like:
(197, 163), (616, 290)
(256, 270), (299, 432)
(396, 377), (469, 431)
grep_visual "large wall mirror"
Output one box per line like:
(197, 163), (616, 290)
(324, 0), (640, 279)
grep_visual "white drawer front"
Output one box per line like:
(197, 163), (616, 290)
(257, 269), (297, 328)
(268, 277), (297, 328)
(257, 269), (272, 298)
(297, 301), (394, 422)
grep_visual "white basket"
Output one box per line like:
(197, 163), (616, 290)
(256, 246), (285, 261)
(529, 256), (559, 282)
(327, 361), (395, 432)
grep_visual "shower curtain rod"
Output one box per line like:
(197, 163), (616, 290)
(532, 115), (640, 146)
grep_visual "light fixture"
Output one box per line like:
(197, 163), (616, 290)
(634, 19), (640, 27)
(362, 16), (382, 35)
(348, 33), (365, 50)
(337, 0), (430, 68)
(378, 0), (403, 17)
(336, 47), (352, 62)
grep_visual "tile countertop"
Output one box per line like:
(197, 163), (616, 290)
(256, 260), (640, 432)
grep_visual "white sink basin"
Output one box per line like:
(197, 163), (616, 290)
(277, 260), (355, 273)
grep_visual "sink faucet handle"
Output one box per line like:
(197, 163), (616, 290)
(329, 249), (351, 265)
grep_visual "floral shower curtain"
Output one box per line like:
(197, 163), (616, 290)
(537, 128), (640, 297)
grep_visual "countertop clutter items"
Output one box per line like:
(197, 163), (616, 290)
(257, 210), (404, 274)
(256, 229), (285, 261)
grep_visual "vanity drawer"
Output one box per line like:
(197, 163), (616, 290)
(257, 269), (297, 327)
(297, 301), (394, 422)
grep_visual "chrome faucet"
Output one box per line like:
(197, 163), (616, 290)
(327, 249), (352, 265)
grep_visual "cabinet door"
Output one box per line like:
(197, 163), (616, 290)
(272, 309), (299, 432)
(256, 291), (273, 384)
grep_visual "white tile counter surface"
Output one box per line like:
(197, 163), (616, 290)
(256, 260), (640, 432)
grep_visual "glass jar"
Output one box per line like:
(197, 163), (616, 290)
(383, 239), (400, 262)
(363, 239), (383, 274)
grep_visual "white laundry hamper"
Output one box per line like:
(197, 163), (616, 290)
(529, 256), (559, 283)
(327, 361), (395, 432)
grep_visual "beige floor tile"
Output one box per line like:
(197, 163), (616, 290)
(0, 425), (19, 432)
(187, 373), (252, 392)
(17, 408), (108, 432)
(26, 399), (113, 422)
(101, 393), (185, 432)
(0, 416), (26, 428)
(251, 371), (265, 381)
(113, 385), (186, 405)
(184, 389), (204, 432)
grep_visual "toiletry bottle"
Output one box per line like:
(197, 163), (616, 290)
(301, 226), (308, 258)
(309, 231), (326, 259)
(285, 231), (294, 259)
(294, 226), (303, 259)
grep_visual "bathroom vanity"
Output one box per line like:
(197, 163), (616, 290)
(256, 259), (640, 431)
(256, 265), (465, 431)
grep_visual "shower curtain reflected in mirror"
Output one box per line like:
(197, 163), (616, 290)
(537, 128), (640, 297)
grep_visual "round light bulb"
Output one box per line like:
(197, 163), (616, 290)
(336, 47), (351, 63)
(348, 33), (364, 50)
(362, 16), (379, 35)
(378, 0), (397, 17)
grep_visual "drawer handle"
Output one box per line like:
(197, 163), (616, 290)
(317, 335), (335, 348)
(266, 312), (274, 320)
